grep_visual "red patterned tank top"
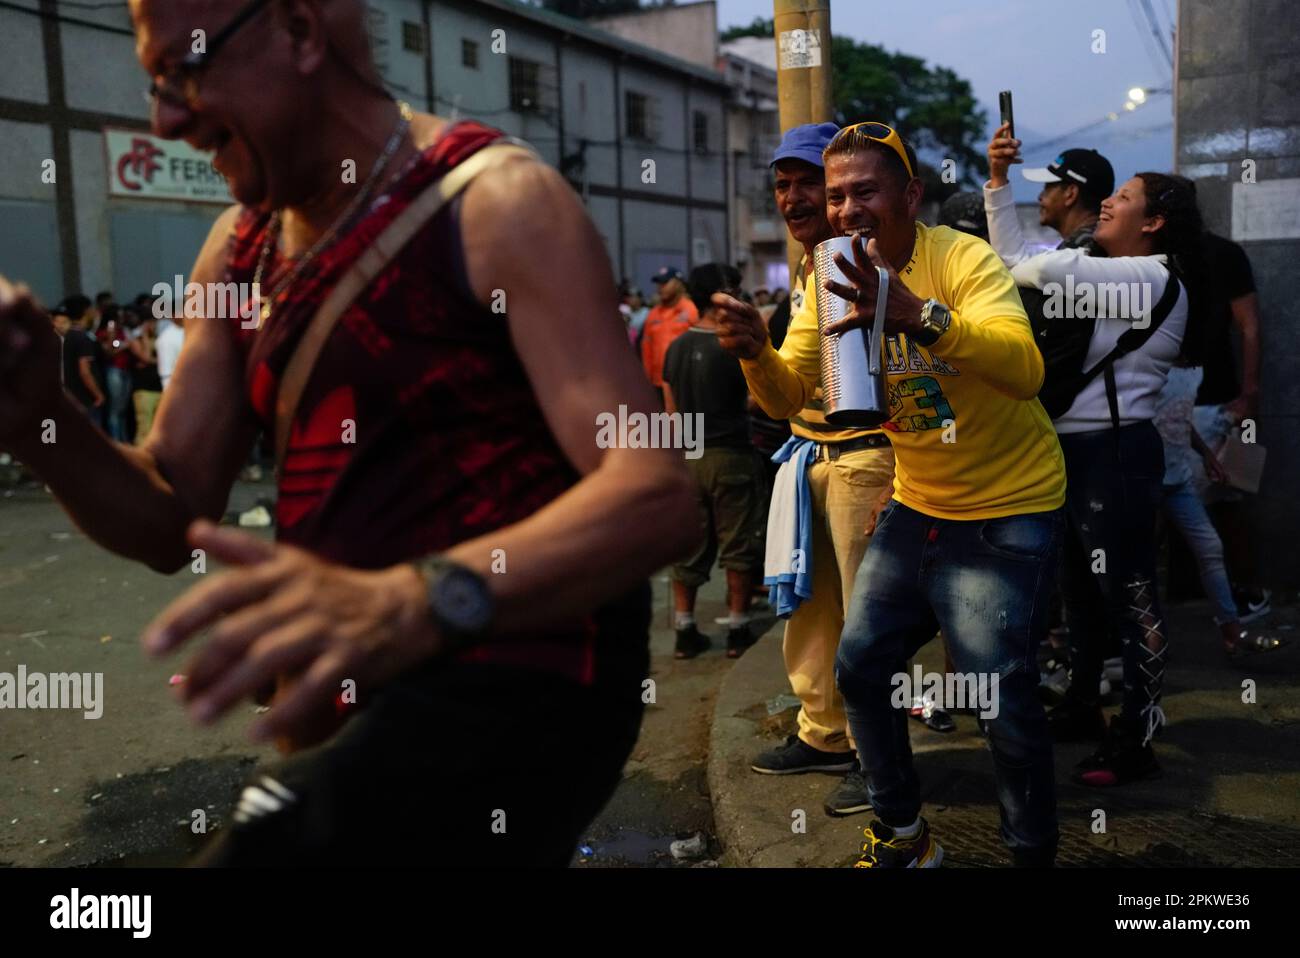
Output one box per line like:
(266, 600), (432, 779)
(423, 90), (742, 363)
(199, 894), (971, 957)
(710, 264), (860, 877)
(222, 120), (598, 684)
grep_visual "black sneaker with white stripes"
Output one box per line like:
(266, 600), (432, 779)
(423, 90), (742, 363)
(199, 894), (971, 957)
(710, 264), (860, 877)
(824, 767), (871, 816)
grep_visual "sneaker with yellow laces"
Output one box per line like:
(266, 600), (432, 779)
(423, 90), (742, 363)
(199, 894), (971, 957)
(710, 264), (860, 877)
(854, 818), (943, 868)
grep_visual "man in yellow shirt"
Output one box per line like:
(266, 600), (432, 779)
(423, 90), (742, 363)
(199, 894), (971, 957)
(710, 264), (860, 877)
(716, 124), (1066, 868)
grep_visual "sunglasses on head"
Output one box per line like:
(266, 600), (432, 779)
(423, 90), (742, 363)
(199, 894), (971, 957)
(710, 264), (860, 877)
(827, 122), (916, 180)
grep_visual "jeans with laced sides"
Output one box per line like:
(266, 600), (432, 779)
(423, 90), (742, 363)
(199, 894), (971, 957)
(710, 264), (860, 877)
(835, 501), (1064, 862)
(1058, 421), (1167, 736)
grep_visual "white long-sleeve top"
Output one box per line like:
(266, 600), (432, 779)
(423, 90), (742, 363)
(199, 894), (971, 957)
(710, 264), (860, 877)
(983, 181), (1186, 433)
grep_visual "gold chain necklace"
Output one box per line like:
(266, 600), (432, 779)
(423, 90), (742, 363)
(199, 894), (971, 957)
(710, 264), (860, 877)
(252, 101), (413, 330)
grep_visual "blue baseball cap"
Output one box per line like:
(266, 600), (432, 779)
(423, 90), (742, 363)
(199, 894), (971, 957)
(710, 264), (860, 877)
(651, 266), (684, 285)
(770, 122), (841, 169)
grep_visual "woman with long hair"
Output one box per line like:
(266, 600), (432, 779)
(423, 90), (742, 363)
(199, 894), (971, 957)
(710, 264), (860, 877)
(985, 165), (1203, 786)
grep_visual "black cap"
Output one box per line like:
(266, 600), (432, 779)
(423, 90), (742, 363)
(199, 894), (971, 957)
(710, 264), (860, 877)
(939, 192), (988, 238)
(651, 266), (684, 286)
(1022, 148), (1115, 199)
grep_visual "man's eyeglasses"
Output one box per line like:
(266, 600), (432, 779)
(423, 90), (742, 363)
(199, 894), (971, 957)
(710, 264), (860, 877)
(142, 0), (272, 110)
(826, 122), (916, 180)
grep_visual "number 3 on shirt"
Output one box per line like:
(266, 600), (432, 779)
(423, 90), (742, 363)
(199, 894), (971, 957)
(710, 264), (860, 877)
(888, 376), (955, 432)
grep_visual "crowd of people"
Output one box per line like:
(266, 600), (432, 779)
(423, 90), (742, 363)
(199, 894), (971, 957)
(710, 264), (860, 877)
(0, 0), (1284, 870)
(612, 117), (1283, 867)
(45, 291), (185, 449)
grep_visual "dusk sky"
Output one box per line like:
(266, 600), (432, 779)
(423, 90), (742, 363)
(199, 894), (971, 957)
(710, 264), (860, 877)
(715, 0), (1177, 202)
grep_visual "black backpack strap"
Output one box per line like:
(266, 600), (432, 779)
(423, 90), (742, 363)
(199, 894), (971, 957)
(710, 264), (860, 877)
(1104, 363), (1122, 432)
(1075, 272), (1181, 426)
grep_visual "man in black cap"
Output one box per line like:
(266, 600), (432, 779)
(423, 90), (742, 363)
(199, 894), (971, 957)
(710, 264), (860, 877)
(985, 124), (1115, 255)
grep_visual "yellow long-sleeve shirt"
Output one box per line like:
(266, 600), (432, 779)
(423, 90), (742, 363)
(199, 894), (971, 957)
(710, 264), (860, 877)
(741, 222), (1065, 520)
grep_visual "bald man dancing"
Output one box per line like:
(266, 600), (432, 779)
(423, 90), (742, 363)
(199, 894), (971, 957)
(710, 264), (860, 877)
(0, 0), (697, 865)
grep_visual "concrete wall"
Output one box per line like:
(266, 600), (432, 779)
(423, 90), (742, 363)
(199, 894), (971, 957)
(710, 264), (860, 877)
(590, 2), (719, 71)
(1177, 0), (1300, 586)
(367, 0), (435, 112)
(0, 3), (48, 104)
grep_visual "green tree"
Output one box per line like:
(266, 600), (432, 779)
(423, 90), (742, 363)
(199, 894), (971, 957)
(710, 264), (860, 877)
(537, 0), (646, 18)
(722, 19), (987, 187)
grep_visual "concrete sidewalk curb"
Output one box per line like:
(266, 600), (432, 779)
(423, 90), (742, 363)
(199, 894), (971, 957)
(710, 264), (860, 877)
(707, 630), (800, 868)
(707, 603), (1300, 868)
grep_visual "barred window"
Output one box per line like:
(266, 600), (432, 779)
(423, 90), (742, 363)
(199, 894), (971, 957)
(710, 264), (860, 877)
(693, 111), (709, 154)
(401, 21), (425, 54)
(462, 39), (479, 69)
(626, 90), (661, 143)
(509, 56), (558, 117)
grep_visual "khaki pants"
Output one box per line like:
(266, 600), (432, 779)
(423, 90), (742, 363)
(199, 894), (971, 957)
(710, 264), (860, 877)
(784, 444), (894, 753)
(133, 390), (161, 446)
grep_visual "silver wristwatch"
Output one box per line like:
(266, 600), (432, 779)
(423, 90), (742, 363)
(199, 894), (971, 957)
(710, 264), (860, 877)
(915, 299), (952, 347)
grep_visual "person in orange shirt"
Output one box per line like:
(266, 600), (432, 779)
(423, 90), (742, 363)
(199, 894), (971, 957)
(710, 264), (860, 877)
(641, 267), (698, 397)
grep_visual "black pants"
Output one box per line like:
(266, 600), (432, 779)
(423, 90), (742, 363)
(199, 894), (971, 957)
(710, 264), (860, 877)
(1058, 422), (1167, 728)
(195, 584), (651, 867)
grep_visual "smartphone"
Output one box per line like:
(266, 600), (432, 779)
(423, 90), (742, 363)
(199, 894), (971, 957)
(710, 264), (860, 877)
(999, 90), (1015, 138)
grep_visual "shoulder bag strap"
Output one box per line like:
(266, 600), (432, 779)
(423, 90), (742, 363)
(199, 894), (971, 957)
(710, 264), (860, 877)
(271, 141), (536, 473)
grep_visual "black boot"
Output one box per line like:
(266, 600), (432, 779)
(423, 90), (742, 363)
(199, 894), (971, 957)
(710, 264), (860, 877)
(674, 624), (711, 659)
(1074, 715), (1159, 787)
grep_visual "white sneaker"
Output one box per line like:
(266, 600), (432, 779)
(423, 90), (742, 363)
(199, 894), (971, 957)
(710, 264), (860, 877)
(238, 505), (272, 528)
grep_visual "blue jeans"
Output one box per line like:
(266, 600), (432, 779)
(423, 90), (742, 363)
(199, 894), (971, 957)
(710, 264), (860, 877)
(1162, 480), (1237, 624)
(104, 366), (132, 442)
(835, 501), (1064, 862)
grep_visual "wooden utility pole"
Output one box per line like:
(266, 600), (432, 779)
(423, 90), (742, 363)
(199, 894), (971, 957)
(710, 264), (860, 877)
(773, 0), (833, 284)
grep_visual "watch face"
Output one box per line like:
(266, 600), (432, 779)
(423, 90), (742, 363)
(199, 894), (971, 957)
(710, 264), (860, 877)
(925, 302), (951, 334)
(434, 569), (493, 635)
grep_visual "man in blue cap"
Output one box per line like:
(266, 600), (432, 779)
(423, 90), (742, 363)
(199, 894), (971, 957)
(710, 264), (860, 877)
(714, 123), (898, 816)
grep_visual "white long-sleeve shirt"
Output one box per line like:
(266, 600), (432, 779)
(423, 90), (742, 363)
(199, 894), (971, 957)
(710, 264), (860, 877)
(983, 181), (1186, 434)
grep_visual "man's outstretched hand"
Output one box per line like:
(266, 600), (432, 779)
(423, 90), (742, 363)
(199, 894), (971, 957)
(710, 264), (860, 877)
(144, 520), (442, 749)
(713, 292), (769, 360)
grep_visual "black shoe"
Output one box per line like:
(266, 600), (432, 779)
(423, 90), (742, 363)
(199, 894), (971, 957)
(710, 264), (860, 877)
(726, 625), (756, 659)
(854, 818), (942, 868)
(1075, 716), (1160, 787)
(751, 735), (857, 775)
(824, 768), (871, 817)
(674, 624), (711, 659)
(1046, 696), (1106, 742)
(1233, 586), (1272, 624)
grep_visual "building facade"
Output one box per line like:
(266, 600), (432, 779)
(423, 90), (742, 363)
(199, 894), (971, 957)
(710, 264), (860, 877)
(0, 0), (731, 305)
(720, 43), (785, 295)
(1176, 0), (1300, 586)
